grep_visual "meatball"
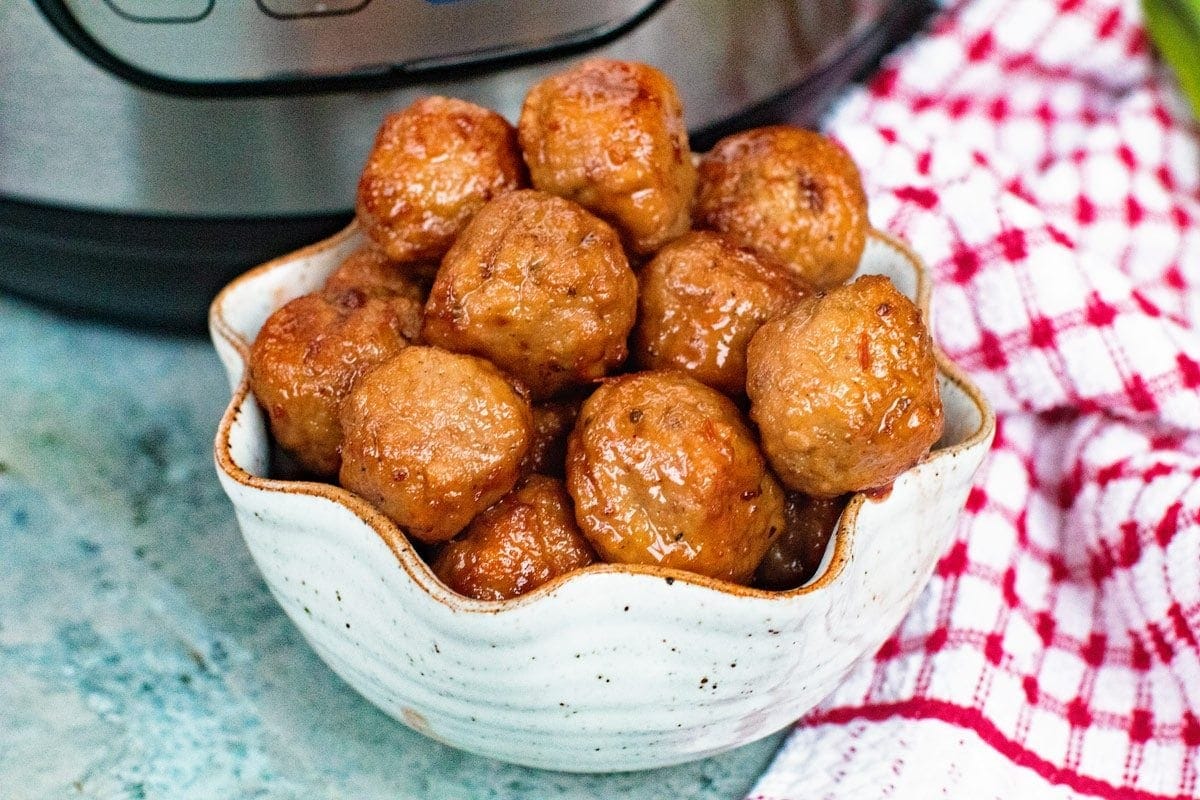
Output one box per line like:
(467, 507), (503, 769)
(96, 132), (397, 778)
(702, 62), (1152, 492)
(433, 475), (596, 601)
(248, 291), (411, 477)
(323, 245), (427, 340)
(746, 275), (943, 497)
(324, 243), (434, 297)
(519, 59), (697, 256)
(755, 493), (847, 590)
(566, 372), (785, 584)
(356, 96), (527, 263)
(423, 190), (638, 399)
(696, 126), (867, 288)
(519, 397), (584, 478)
(633, 231), (809, 395)
(338, 346), (533, 543)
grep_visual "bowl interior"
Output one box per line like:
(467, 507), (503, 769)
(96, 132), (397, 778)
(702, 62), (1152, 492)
(210, 224), (994, 604)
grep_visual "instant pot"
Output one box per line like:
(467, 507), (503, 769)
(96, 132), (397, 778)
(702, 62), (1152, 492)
(0, 0), (933, 328)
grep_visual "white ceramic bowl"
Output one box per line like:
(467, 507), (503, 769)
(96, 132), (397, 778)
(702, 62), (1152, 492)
(210, 223), (994, 772)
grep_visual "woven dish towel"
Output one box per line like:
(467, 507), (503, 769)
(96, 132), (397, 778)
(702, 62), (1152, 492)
(749, 1), (1200, 797)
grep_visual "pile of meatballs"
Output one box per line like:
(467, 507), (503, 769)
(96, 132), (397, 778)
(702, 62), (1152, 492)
(249, 59), (945, 601)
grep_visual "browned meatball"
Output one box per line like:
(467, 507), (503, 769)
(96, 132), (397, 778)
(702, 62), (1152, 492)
(746, 275), (943, 497)
(356, 97), (527, 263)
(519, 59), (697, 256)
(249, 291), (411, 477)
(755, 493), (847, 590)
(566, 372), (785, 584)
(519, 397), (584, 478)
(423, 190), (638, 399)
(696, 126), (867, 288)
(432, 475), (596, 601)
(633, 231), (809, 395)
(338, 346), (533, 543)
(324, 243), (434, 297)
(323, 245), (427, 341)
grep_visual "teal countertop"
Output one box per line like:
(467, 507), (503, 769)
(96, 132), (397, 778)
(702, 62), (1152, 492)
(0, 294), (784, 799)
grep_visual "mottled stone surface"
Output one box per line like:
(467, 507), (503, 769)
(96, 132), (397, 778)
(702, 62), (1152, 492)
(0, 295), (784, 799)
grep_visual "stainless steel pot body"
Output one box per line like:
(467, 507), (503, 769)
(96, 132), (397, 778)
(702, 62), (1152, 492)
(2, 0), (880, 216)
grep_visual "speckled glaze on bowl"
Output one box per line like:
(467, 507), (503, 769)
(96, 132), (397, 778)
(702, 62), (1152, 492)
(209, 223), (994, 773)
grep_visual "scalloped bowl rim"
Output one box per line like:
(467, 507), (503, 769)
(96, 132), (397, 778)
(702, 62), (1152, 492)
(210, 221), (995, 614)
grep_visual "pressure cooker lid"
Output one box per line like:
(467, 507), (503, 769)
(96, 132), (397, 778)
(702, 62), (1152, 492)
(37, 0), (666, 94)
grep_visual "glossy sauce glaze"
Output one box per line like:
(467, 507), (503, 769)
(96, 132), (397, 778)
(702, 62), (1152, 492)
(566, 372), (784, 584)
(248, 290), (411, 477)
(746, 275), (943, 497)
(422, 190), (638, 400)
(322, 243), (436, 308)
(433, 475), (596, 601)
(338, 346), (533, 543)
(755, 492), (849, 590)
(356, 96), (528, 263)
(633, 231), (809, 395)
(696, 126), (867, 288)
(519, 397), (584, 478)
(519, 59), (697, 256)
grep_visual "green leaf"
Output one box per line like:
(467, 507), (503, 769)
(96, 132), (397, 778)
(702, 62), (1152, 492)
(1143, 0), (1200, 119)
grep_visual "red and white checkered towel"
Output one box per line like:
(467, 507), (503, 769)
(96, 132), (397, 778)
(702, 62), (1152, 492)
(750, 1), (1200, 797)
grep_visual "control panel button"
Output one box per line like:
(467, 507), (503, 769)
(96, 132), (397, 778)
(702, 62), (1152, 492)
(257, 0), (370, 18)
(102, 0), (213, 23)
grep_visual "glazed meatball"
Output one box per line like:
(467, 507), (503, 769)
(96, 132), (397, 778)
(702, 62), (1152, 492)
(249, 291), (411, 477)
(746, 275), (943, 497)
(423, 190), (638, 399)
(323, 245), (427, 340)
(566, 372), (785, 584)
(519, 59), (697, 256)
(356, 96), (527, 263)
(519, 397), (584, 478)
(338, 346), (533, 543)
(433, 475), (596, 601)
(755, 493), (848, 590)
(633, 231), (809, 395)
(696, 126), (867, 288)
(325, 243), (434, 296)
